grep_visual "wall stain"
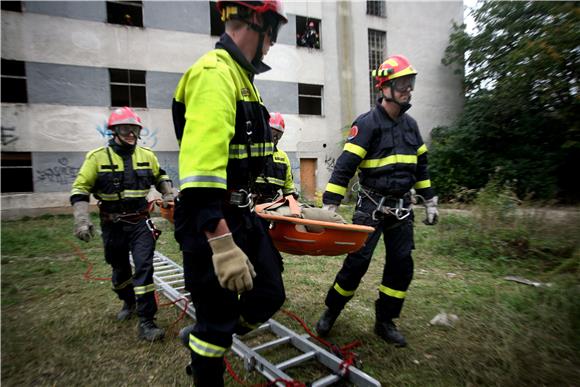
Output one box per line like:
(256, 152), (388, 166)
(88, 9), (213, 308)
(1, 126), (19, 146)
(35, 157), (80, 186)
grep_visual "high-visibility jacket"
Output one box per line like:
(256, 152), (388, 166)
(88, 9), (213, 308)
(172, 39), (273, 193)
(255, 148), (296, 201)
(70, 141), (170, 212)
(323, 102), (434, 205)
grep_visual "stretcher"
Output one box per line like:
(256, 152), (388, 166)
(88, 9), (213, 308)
(256, 212), (374, 256)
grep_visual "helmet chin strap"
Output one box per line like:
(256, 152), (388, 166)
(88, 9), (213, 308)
(382, 86), (412, 114)
(113, 133), (137, 150)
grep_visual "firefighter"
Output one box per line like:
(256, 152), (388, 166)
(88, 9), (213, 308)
(70, 107), (174, 342)
(171, 1), (287, 384)
(254, 112), (297, 203)
(315, 55), (439, 347)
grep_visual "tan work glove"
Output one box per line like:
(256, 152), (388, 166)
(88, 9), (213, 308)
(73, 201), (95, 242)
(208, 233), (256, 293)
(158, 181), (175, 208)
(423, 196), (439, 225)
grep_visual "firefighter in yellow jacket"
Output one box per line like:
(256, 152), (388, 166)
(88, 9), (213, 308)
(171, 1), (287, 385)
(71, 107), (174, 342)
(255, 112), (297, 203)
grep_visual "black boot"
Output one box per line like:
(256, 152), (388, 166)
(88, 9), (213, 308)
(138, 318), (165, 342)
(116, 301), (135, 321)
(374, 320), (407, 347)
(315, 308), (341, 337)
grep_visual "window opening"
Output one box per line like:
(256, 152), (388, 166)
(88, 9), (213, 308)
(106, 1), (143, 27)
(109, 68), (147, 108)
(1, 152), (33, 193)
(368, 29), (386, 107)
(1, 58), (27, 103)
(298, 84), (323, 115)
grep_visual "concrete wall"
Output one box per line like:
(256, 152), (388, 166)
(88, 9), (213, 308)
(1, 1), (463, 213)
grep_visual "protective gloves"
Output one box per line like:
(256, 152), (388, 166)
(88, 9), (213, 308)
(158, 181), (175, 208)
(423, 196), (439, 225)
(208, 233), (256, 293)
(73, 201), (95, 242)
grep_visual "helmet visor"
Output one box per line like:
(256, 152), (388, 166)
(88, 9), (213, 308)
(391, 75), (416, 93)
(115, 124), (141, 138)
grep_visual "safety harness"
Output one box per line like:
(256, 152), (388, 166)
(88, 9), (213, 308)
(353, 182), (412, 221)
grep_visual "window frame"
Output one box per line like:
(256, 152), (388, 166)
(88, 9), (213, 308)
(368, 29), (387, 108)
(106, 1), (143, 27)
(296, 16), (322, 50)
(1, 58), (28, 104)
(366, 0), (386, 18)
(298, 83), (323, 116)
(109, 68), (147, 108)
(1, 152), (34, 193)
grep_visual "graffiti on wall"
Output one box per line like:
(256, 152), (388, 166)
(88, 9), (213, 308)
(324, 154), (336, 172)
(35, 157), (80, 186)
(96, 122), (159, 148)
(1, 126), (19, 146)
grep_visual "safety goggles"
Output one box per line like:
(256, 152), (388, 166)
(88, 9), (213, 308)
(114, 125), (141, 138)
(391, 75), (416, 93)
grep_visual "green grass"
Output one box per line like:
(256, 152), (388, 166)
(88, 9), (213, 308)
(2, 207), (579, 386)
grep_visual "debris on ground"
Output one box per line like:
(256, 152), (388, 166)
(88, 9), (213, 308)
(429, 312), (459, 327)
(504, 276), (552, 288)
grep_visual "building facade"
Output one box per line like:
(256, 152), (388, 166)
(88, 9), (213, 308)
(1, 1), (463, 215)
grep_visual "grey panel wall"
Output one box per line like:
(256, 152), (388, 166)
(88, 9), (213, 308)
(147, 71), (182, 109)
(144, 1), (210, 34)
(32, 151), (179, 193)
(24, 1), (106, 22)
(255, 80), (298, 114)
(277, 14), (296, 46)
(33, 152), (84, 193)
(27, 62), (110, 106)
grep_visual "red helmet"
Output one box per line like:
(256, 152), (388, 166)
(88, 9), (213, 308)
(217, 0), (287, 23)
(269, 112), (285, 132)
(372, 55), (418, 89)
(107, 107), (143, 129)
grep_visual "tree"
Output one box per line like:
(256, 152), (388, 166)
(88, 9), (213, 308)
(432, 1), (580, 202)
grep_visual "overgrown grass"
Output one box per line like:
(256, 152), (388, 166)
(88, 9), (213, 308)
(2, 200), (579, 386)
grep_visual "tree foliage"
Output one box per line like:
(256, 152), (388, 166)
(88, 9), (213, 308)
(432, 1), (580, 202)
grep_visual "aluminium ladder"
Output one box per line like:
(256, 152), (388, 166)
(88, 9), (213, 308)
(150, 251), (381, 387)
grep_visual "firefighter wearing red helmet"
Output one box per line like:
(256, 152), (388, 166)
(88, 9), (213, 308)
(254, 112), (297, 203)
(172, 1), (287, 384)
(315, 55), (439, 347)
(71, 107), (174, 342)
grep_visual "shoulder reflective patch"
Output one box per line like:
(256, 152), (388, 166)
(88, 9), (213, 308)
(347, 125), (359, 140)
(241, 88), (250, 97)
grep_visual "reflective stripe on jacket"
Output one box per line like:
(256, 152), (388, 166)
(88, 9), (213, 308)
(323, 102), (434, 205)
(172, 48), (273, 192)
(255, 148), (296, 199)
(70, 145), (170, 203)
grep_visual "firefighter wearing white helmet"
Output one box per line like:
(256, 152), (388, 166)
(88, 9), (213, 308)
(70, 107), (174, 342)
(171, 1), (287, 384)
(315, 55), (439, 348)
(255, 112), (297, 203)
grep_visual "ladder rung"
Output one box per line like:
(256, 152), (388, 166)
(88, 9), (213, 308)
(165, 279), (185, 285)
(276, 351), (317, 370)
(157, 273), (183, 280)
(155, 268), (181, 274)
(311, 373), (342, 387)
(252, 336), (291, 352)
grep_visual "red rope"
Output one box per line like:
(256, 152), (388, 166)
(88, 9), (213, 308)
(156, 292), (189, 335)
(224, 355), (306, 387)
(68, 241), (111, 281)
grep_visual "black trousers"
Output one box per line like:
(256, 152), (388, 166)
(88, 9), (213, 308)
(325, 195), (415, 321)
(179, 208), (285, 386)
(101, 218), (157, 320)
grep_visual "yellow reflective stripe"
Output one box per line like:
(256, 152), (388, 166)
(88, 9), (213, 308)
(344, 143), (367, 159)
(189, 335), (228, 358)
(379, 285), (406, 299)
(124, 189), (150, 198)
(180, 174), (227, 190)
(359, 154), (417, 169)
(99, 193), (122, 200)
(134, 283), (156, 295)
(417, 144), (428, 156)
(71, 188), (90, 196)
(414, 179), (431, 189)
(333, 282), (355, 297)
(229, 143), (274, 159)
(343, 142), (367, 159)
(157, 174), (170, 183)
(325, 183), (347, 196)
(113, 277), (133, 290)
(255, 176), (285, 186)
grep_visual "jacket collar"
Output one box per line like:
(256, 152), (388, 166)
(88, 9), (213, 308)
(215, 33), (271, 78)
